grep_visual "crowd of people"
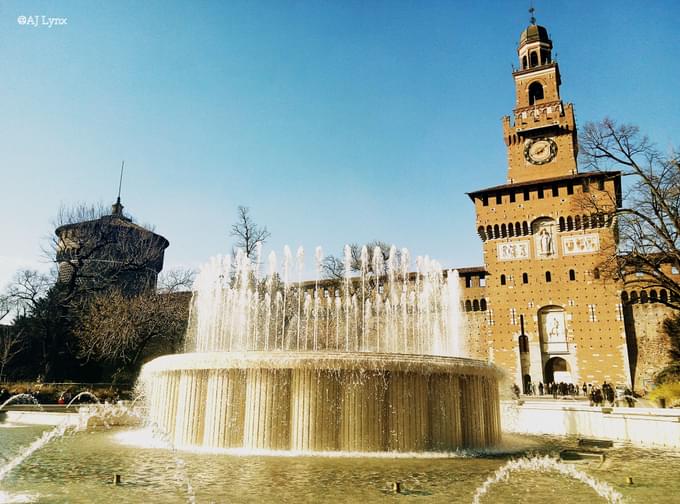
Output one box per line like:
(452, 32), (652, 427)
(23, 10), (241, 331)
(512, 380), (635, 407)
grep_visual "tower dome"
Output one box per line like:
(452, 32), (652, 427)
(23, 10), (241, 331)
(519, 24), (552, 48)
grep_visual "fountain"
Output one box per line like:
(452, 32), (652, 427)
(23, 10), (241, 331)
(141, 246), (502, 453)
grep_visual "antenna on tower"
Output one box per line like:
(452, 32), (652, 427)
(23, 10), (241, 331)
(112, 160), (125, 216)
(529, 1), (536, 25)
(117, 160), (125, 201)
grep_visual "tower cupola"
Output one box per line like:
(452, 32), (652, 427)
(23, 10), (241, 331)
(518, 21), (553, 70)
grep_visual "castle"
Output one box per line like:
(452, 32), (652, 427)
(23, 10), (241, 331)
(457, 19), (675, 393)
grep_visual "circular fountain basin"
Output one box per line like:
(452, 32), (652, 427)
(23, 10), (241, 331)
(141, 352), (502, 454)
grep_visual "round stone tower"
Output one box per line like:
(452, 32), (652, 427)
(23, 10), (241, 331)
(55, 199), (169, 296)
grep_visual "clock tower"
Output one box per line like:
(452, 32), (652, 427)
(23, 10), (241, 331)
(503, 20), (578, 184)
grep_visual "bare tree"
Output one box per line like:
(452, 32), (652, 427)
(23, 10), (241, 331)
(321, 241), (400, 281)
(0, 326), (25, 380)
(4, 270), (53, 314)
(76, 290), (189, 378)
(230, 206), (271, 259)
(578, 118), (680, 307)
(158, 267), (196, 293)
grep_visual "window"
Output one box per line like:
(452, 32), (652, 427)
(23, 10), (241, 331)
(523, 189), (530, 201)
(479, 276), (486, 287)
(569, 269), (576, 281)
(510, 192), (516, 203)
(522, 273), (529, 284)
(530, 51), (538, 67)
(496, 194), (502, 204)
(567, 183), (574, 195)
(552, 185), (559, 197)
(538, 188), (544, 199)
(465, 300), (472, 312)
(465, 276), (472, 288)
(528, 81), (543, 104)
(480, 299), (487, 311)
(545, 271), (552, 282)
(473, 300), (480, 311)
(593, 268), (600, 279)
(672, 266), (679, 275)
(598, 178), (605, 190)
(500, 274), (506, 286)
(588, 304), (597, 322)
(482, 196), (488, 206)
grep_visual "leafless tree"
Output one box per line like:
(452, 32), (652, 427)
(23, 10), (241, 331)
(158, 267), (196, 293)
(76, 290), (189, 377)
(0, 326), (25, 380)
(230, 206), (271, 259)
(321, 241), (400, 281)
(3, 270), (53, 314)
(578, 118), (680, 307)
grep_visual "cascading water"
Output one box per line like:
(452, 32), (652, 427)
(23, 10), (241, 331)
(141, 245), (501, 454)
(183, 247), (464, 356)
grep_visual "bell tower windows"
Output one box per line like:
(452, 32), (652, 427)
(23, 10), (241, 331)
(528, 82), (544, 105)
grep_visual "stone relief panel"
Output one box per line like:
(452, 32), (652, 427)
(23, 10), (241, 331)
(497, 241), (530, 261)
(562, 233), (600, 255)
(539, 306), (568, 354)
(532, 218), (557, 259)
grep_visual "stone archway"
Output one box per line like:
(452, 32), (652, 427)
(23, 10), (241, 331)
(544, 356), (571, 384)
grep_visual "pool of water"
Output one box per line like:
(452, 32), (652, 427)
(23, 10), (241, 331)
(1, 423), (679, 503)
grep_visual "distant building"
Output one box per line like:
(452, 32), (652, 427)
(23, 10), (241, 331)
(457, 20), (675, 392)
(55, 198), (169, 296)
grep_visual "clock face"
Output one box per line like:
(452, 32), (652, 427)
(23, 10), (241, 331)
(524, 138), (557, 165)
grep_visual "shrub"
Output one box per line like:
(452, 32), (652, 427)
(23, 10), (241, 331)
(648, 382), (680, 407)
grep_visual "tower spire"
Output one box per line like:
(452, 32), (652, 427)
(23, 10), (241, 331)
(112, 160), (125, 216)
(529, 2), (536, 25)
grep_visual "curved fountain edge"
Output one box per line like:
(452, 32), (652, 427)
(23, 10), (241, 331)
(141, 351), (504, 377)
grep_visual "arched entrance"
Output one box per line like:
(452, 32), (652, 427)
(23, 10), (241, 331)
(544, 357), (571, 384)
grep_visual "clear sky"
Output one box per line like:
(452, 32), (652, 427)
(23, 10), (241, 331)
(1, 0), (679, 287)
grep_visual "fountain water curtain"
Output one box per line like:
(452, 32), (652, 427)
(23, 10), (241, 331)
(141, 245), (502, 454)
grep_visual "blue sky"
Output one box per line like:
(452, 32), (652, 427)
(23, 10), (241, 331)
(1, 0), (679, 286)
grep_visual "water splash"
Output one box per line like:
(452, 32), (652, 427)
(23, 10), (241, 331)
(185, 245), (464, 357)
(0, 395), (42, 412)
(66, 391), (101, 408)
(471, 455), (624, 504)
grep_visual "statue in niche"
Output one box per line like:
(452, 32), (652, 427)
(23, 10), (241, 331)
(533, 219), (556, 258)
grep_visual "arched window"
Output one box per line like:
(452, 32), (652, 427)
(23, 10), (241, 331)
(530, 51), (539, 67)
(559, 217), (565, 231)
(640, 291), (649, 303)
(528, 81), (544, 105)
(480, 299), (487, 311)
(661, 290), (668, 303)
(478, 226), (486, 240)
(522, 55), (528, 69)
(494, 224), (500, 239)
(591, 214), (598, 228)
(593, 268), (600, 279)
(575, 215), (581, 230)
(621, 291), (629, 303)
(569, 269), (576, 281)
(522, 273), (529, 284)
(522, 221), (529, 235)
(630, 291), (639, 303)
(465, 300), (472, 312)
(545, 271), (552, 282)
(473, 300), (480, 311)
(583, 215), (590, 229)
(650, 290), (658, 302)
(486, 225), (493, 238)
(508, 223), (515, 237)
(501, 224), (507, 238)
(500, 274), (506, 286)
(567, 216), (573, 231)
(515, 222), (522, 236)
